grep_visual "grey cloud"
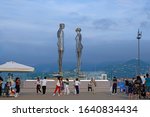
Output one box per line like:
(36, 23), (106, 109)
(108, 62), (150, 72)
(93, 19), (117, 30)
(140, 21), (148, 27)
(145, 11), (150, 20)
(143, 0), (150, 20)
(143, 7), (150, 20)
(140, 21), (150, 29)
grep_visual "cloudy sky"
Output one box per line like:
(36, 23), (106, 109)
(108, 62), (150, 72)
(0, 0), (150, 70)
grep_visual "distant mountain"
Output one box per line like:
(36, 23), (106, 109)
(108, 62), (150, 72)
(34, 63), (76, 72)
(34, 59), (150, 79)
(103, 59), (150, 78)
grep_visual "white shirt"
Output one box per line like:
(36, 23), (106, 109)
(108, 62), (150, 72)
(75, 81), (80, 86)
(36, 81), (41, 85)
(141, 77), (145, 84)
(42, 79), (47, 86)
(56, 80), (61, 86)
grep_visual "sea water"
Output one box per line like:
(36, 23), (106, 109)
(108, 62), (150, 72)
(0, 71), (108, 81)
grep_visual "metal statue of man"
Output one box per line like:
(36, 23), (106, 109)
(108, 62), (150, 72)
(75, 28), (83, 74)
(57, 23), (65, 73)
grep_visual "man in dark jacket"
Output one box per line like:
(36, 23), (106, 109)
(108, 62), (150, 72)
(112, 77), (117, 94)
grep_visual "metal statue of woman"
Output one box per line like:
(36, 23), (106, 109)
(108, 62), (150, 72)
(57, 23), (65, 73)
(75, 28), (83, 74)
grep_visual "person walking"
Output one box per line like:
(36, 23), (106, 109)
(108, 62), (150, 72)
(64, 78), (70, 95)
(41, 77), (47, 94)
(75, 78), (80, 95)
(53, 77), (61, 96)
(112, 77), (117, 95)
(36, 77), (41, 93)
(91, 78), (96, 94)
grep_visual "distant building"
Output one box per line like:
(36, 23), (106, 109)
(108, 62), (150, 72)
(100, 74), (107, 80)
(97, 74), (108, 80)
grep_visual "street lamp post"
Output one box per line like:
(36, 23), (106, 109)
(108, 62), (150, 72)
(137, 29), (142, 76)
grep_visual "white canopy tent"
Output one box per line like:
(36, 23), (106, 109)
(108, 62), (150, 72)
(0, 61), (34, 72)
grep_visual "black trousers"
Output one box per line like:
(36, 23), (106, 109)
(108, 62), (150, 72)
(36, 85), (41, 93)
(88, 87), (92, 92)
(112, 86), (117, 93)
(16, 85), (20, 93)
(42, 86), (46, 94)
(75, 86), (79, 94)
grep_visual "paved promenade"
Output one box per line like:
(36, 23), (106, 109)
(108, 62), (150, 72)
(0, 91), (129, 100)
(0, 80), (130, 100)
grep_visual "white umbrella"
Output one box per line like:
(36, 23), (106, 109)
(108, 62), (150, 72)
(0, 61), (34, 72)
